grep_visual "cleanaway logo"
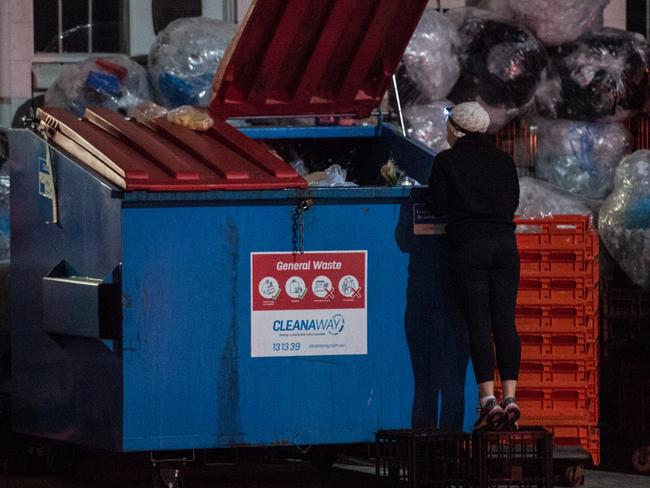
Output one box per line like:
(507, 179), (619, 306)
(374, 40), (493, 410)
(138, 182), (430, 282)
(272, 313), (346, 335)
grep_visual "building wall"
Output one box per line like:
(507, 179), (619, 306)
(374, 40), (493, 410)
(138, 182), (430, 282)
(0, 0), (34, 128)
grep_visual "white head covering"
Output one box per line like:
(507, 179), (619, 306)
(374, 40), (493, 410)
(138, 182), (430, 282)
(448, 101), (490, 137)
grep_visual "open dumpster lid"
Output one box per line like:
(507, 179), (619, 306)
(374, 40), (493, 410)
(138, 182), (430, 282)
(36, 106), (306, 191)
(210, 0), (429, 119)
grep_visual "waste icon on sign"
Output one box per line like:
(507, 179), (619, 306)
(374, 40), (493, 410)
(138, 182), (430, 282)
(312, 276), (334, 299)
(258, 277), (280, 300)
(339, 275), (361, 298)
(285, 276), (307, 299)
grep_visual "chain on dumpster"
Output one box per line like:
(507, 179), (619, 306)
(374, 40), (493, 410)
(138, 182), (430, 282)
(292, 199), (313, 255)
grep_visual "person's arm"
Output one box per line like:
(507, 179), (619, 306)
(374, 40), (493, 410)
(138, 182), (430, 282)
(425, 155), (448, 216)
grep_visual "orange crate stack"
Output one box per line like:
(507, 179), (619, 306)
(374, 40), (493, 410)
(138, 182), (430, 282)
(497, 216), (600, 465)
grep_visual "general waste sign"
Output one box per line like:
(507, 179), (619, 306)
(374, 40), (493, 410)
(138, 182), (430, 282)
(250, 251), (367, 357)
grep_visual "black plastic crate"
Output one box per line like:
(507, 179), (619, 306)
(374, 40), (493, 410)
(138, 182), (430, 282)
(375, 429), (473, 488)
(474, 428), (553, 488)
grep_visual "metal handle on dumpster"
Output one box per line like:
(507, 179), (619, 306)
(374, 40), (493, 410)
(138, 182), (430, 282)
(292, 198), (313, 254)
(42, 261), (121, 340)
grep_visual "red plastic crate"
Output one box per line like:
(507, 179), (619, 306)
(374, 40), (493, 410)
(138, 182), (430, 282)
(517, 277), (598, 305)
(507, 388), (599, 423)
(519, 332), (598, 361)
(516, 305), (599, 335)
(519, 250), (599, 280)
(515, 216), (597, 253)
(496, 361), (597, 389)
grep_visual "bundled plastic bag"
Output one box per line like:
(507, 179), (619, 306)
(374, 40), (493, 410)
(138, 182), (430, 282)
(404, 101), (451, 153)
(305, 165), (357, 187)
(536, 118), (632, 200)
(473, 0), (609, 47)
(44, 56), (152, 117)
(166, 105), (214, 131)
(548, 29), (650, 122)
(446, 7), (555, 132)
(148, 17), (237, 108)
(130, 100), (168, 124)
(599, 151), (650, 288)
(517, 176), (596, 221)
(400, 8), (461, 104)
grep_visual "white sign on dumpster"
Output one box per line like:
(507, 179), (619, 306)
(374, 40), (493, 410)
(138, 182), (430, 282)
(250, 251), (367, 357)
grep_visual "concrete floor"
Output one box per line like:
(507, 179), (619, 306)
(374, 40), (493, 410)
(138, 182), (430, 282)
(0, 455), (648, 487)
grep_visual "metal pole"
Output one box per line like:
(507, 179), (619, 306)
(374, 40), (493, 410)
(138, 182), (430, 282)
(391, 75), (406, 136)
(88, 0), (93, 53)
(646, 0), (650, 41)
(58, 0), (63, 53)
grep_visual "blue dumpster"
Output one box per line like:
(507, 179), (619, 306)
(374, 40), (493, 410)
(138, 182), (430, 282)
(9, 0), (476, 453)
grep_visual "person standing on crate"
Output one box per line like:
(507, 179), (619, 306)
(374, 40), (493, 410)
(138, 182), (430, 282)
(425, 102), (521, 431)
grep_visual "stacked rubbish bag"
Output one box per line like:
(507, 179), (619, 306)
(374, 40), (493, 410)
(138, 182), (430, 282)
(404, 101), (452, 153)
(535, 119), (633, 200)
(599, 152), (650, 289)
(44, 55), (152, 117)
(148, 17), (237, 107)
(399, 1), (650, 287)
(445, 7), (556, 132)
(468, 0), (610, 46)
(517, 176), (597, 221)
(547, 29), (650, 122)
(397, 8), (459, 150)
(44, 18), (237, 114)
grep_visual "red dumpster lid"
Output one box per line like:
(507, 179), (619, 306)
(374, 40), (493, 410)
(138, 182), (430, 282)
(36, 107), (306, 191)
(210, 0), (429, 119)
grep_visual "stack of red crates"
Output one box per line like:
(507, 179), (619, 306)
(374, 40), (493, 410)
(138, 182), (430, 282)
(495, 215), (600, 465)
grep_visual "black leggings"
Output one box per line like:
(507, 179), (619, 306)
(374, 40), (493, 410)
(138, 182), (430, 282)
(449, 233), (521, 384)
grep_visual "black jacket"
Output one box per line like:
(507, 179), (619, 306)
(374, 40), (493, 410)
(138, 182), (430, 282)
(425, 133), (520, 244)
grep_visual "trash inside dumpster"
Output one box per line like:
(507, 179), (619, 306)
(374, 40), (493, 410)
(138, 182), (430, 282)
(10, 0), (475, 453)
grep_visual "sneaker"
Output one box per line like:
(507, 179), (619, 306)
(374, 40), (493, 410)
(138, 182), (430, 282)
(473, 397), (505, 431)
(500, 396), (521, 430)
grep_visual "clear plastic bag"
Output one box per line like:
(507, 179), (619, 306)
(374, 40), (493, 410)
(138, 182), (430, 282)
(404, 101), (451, 153)
(130, 100), (168, 124)
(548, 28), (649, 122)
(305, 165), (357, 187)
(517, 176), (596, 221)
(445, 7), (554, 132)
(400, 8), (461, 104)
(148, 17), (237, 108)
(474, 0), (609, 47)
(166, 105), (214, 131)
(44, 55), (152, 117)
(535, 118), (632, 200)
(599, 151), (650, 288)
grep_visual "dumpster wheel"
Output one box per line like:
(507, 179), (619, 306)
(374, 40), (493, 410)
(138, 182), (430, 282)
(562, 464), (585, 487)
(631, 445), (650, 475)
(154, 464), (184, 488)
